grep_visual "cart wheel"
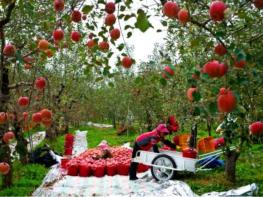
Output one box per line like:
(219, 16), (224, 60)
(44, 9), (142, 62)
(151, 154), (177, 181)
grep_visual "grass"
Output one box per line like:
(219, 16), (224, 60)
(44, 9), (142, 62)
(1, 125), (262, 196)
(0, 162), (48, 196)
(180, 144), (263, 195)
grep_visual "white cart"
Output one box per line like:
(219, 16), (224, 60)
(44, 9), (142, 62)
(133, 147), (235, 181)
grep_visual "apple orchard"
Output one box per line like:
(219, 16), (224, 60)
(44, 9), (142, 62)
(0, 0), (263, 189)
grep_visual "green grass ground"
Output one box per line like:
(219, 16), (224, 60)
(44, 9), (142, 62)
(0, 126), (262, 196)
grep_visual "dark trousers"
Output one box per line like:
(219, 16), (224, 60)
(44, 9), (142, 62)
(129, 142), (159, 179)
(129, 142), (140, 179)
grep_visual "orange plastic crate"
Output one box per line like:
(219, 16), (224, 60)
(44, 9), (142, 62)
(197, 136), (215, 153)
(178, 134), (191, 150)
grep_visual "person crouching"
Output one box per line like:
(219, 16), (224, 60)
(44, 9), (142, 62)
(129, 124), (175, 180)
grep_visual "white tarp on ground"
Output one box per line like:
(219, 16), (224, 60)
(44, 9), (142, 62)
(32, 166), (258, 197)
(32, 131), (258, 197)
(86, 122), (113, 128)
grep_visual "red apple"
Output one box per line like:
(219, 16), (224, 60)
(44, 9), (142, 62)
(42, 118), (52, 127)
(23, 112), (29, 121)
(0, 112), (7, 124)
(98, 41), (109, 52)
(218, 63), (228, 77)
(254, 0), (263, 9)
(162, 72), (168, 79)
(3, 44), (16, 56)
(71, 31), (81, 42)
(18, 96), (29, 107)
(38, 39), (49, 51)
(203, 60), (227, 78)
(105, 14), (116, 26)
(82, 14), (87, 20)
(88, 33), (94, 39)
(234, 59), (246, 68)
(187, 87), (198, 102)
(105, 2), (115, 14)
(178, 9), (189, 24)
(192, 73), (200, 80)
(110, 28), (120, 40)
(53, 29), (64, 41)
(40, 109), (52, 120)
(249, 121), (263, 135)
(164, 66), (175, 76)
(209, 1), (227, 21)
(45, 49), (53, 58)
(23, 56), (34, 64)
(214, 44), (227, 56)
(24, 63), (32, 70)
(35, 77), (46, 90)
(87, 39), (96, 49)
(0, 162), (10, 175)
(71, 10), (82, 23)
(54, 0), (64, 12)
(217, 88), (237, 113)
(32, 112), (42, 123)
(121, 56), (133, 69)
(3, 131), (15, 144)
(163, 1), (180, 19)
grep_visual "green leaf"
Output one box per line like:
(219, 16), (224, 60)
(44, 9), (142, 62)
(190, 39), (200, 47)
(108, 82), (114, 87)
(127, 32), (132, 38)
(161, 20), (167, 26)
(135, 77), (142, 84)
(134, 9), (153, 32)
(193, 106), (201, 116)
(82, 5), (93, 14)
(120, 5), (126, 11)
(124, 25), (133, 30)
(15, 50), (23, 64)
(118, 14), (125, 19)
(215, 31), (225, 38)
(192, 91), (201, 102)
(124, 15), (133, 21)
(117, 44), (125, 51)
(160, 78), (167, 86)
(208, 102), (217, 114)
(95, 77), (103, 82)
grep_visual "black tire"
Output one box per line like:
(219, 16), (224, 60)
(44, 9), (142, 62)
(151, 154), (177, 181)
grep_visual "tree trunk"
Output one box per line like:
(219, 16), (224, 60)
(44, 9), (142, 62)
(207, 118), (212, 136)
(0, 144), (12, 188)
(45, 122), (57, 140)
(0, 35), (12, 188)
(224, 150), (239, 183)
(0, 1), (16, 188)
(14, 120), (28, 164)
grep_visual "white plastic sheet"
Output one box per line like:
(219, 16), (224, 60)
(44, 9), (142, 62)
(33, 133), (259, 197)
(73, 130), (88, 156)
(33, 166), (258, 197)
(87, 122), (113, 128)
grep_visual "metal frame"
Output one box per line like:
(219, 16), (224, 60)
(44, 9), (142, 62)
(133, 146), (236, 175)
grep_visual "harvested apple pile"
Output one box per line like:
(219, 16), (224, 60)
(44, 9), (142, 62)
(66, 147), (149, 177)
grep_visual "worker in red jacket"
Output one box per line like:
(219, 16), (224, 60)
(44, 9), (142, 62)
(129, 124), (176, 180)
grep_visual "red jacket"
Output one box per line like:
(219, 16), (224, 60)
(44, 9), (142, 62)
(136, 130), (160, 151)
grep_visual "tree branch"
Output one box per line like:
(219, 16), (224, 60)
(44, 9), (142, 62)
(191, 19), (226, 48)
(0, 1), (16, 28)
(8, 82), (32, 90)
(249, 33), (263, 44)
